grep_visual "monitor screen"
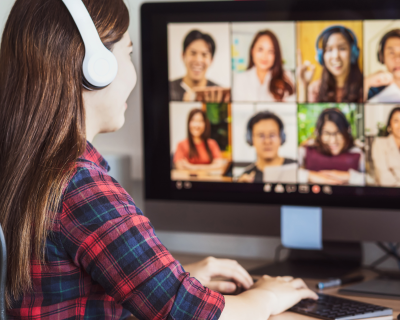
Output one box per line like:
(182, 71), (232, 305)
(141, 0), (400, 210)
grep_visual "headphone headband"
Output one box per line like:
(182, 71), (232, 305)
(62, 0), (118, 90)
(315, 25), (359, 66)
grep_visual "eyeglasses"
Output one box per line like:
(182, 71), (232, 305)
(321, 131), (344, 141)
(253, 133), (280, 142)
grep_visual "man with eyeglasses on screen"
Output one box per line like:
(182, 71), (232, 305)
(238, 111), (297, 183)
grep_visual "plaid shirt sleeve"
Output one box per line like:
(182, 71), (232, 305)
(59, 162), (225, 320)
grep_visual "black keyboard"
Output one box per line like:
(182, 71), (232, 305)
(289, 293), (393, 320)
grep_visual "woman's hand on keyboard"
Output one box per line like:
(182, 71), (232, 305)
(249, 275), (319, 315)
(182, 256), (254, 294)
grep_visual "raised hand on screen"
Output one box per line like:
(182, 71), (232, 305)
(297, 50), (316, 86)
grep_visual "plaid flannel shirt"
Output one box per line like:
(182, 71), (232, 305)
(8, 142), (224, 320)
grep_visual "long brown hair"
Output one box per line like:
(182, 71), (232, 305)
(317, 27), (363, 103)
(314, 108), (354, 155)
(248, 30), (294, 102)
(187, 109), (213, 162)
(0, 0), (129, 306)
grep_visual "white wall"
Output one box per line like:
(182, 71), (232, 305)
(0, 0), (14, 37)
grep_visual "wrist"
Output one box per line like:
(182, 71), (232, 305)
(239, 288), (276, 318)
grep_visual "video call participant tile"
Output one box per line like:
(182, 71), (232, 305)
(168, 23), (231, 104)
(231, 22), (296, 103)
(364, 21), (400, 103)
(231, 103), (298, 184)
(297, 21), (363, 104)
(365, 104), (400, 187)
(169, 102), (232, 182)
(297, 103), (365, 186)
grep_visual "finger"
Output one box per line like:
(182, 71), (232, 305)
(212, 261), (253, 289)
(196, 92), (202, 102)
(212, 89), (218, 102)
(297, 49), (303, 66)
(211, 265), (252, 290)
(207, 89), (212, 102)
(223, 260), (254, 288)
(216, 88), (222, 103)
(281, 276), (294, 282)
(298, 288), (319, 300)
(207, 281), (237, 294)
(291, 278), (307, 289)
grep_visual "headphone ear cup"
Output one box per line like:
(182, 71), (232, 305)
(316, 48), (324, 65)
(351, 45), (360, 65)
(377, 50), (383, 64)
(82, 75), (106, 91)
(280, 131), (286, 145)
(246, 128), (253, 146)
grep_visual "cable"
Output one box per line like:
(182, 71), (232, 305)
(388, 243), (400, 270)
(366, 242), (400, 273)
(377, 242), (400, 261)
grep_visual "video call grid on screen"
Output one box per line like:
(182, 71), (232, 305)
(141, 0), (400, 208)
(168, 20), (400, 191)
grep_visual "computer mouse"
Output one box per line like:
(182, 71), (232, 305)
(397, 313), (400, 320)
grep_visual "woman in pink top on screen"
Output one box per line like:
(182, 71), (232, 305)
(174, 108), (225, 171)
(298, 26), (363, 103)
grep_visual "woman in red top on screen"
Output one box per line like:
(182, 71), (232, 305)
(298, 26), (363, 103)
(298, 108), (365, 186)
(174, 109), (226, 171)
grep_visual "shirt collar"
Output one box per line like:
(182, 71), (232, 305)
(79, 141), (111, 172)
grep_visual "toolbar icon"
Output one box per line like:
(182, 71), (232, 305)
(264, 184), (272, 192)
(286, 185), (297, 193)
(275, 184), (285, 193)
(323, 186), (333, 195)
(312, 185), (321, 194)
(299, 184), (310, 194)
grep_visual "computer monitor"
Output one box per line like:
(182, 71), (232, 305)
(141, 0), (400, 260)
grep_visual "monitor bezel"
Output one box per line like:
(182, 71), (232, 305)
(141, 0), (400, 211)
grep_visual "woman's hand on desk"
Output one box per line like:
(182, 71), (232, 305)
(249, 275), (318, 315)
(182, 256), (253, 294)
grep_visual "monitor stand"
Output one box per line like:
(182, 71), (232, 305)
(249, 241), (362, 279)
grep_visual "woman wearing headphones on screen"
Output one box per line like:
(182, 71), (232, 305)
(372, 106), (400, 186)
(298, 108), (365, 186)
(232, 30), (295, 102)
(298, 26), (363, 103)
(174, 108), (226, 172)
(0, 0), (316, 319)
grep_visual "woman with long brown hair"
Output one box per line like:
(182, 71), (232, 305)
(298, 26), (363, 103)
(174, 108), (225, 171)
(232, 30), (295, 102)
(298, 108), (365, 186)
(0, 0), (316, 318)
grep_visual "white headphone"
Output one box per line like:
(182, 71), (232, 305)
(62, 0), (118, 90)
